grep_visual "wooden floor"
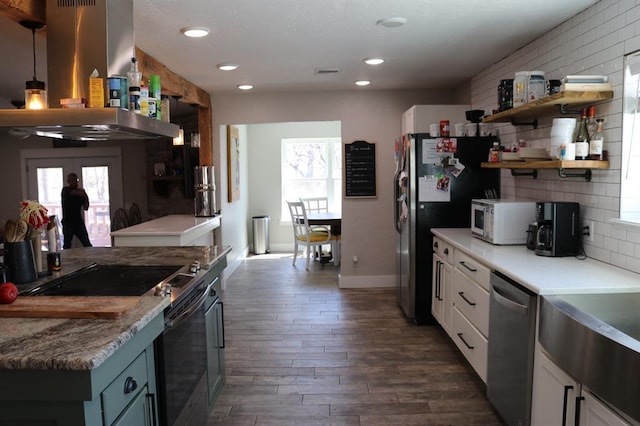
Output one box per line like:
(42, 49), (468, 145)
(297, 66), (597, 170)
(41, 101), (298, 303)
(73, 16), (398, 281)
(208, 253), (504, 425)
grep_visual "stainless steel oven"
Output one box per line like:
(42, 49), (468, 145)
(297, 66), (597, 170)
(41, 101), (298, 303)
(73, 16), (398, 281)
(155, 269), (220, 426)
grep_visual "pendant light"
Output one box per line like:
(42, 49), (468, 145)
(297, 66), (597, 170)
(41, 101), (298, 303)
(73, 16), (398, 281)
(172, 95), (184, 146)
(21, 20), (47, 110)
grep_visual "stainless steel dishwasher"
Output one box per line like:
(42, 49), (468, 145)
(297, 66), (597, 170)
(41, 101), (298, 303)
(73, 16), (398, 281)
(487, 271), (537, 426)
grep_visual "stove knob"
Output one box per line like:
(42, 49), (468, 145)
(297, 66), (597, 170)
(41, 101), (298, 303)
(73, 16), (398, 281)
(190, 261), (201, 273)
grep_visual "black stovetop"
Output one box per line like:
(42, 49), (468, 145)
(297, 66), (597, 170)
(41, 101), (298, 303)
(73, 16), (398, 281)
(22, 264), (184, 297)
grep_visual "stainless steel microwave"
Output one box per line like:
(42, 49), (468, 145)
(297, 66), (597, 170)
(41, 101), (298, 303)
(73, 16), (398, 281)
(471, 199), (536, 245)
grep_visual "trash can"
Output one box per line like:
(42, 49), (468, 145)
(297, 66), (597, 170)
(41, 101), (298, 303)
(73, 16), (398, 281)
(252, 215), (270, 254)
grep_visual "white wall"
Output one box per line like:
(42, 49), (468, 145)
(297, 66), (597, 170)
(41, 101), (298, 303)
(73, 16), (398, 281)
(470, 0), (640, 274)
(211, 88), (458, 285)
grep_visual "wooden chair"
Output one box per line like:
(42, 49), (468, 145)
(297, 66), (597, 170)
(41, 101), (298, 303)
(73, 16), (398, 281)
(128, 203), (142, 225)
(300, 196), (331, 258)
(287, 200), (337, 270)
(111, 208), (129, 232)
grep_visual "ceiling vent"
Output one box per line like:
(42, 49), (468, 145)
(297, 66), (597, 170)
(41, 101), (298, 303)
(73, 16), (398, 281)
(315, 68), (341, 75)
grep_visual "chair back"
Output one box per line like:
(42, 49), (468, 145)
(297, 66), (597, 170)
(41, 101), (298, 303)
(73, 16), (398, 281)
(300, 197), (329, 213)
(128, 203), (142, 225)
(111, 208), (129, 232)
(288, 201), (311, 240)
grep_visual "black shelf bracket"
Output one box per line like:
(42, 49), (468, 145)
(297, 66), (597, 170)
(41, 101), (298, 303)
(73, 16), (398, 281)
(558, 168), (592, 181)
(559, 104), (584, 115)
(510, 169), (538, 179)
(509, 118), (538, 129)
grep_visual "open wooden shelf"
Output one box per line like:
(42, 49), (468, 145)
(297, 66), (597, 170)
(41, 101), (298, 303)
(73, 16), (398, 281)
(481, 159), (609, 169)
(483, 90), (614, 124)
(481, 159), (610, 181)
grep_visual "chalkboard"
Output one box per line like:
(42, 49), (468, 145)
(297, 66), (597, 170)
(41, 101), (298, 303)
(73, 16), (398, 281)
(344, 140), (377, 198)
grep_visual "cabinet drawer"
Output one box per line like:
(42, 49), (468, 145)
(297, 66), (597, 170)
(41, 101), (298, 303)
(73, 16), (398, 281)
(454, 250), (491, 291)
(432, 237), (454, 263)
(102, 351), (148, 426)
(452, 307), (488, 383)
(453, 269), (490, 337)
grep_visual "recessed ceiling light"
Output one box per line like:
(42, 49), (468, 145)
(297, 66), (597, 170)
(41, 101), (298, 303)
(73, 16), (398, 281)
(376, 17), (407, 28)
(181, 27), (210, 38)
(218, 63), (239, 71)
(364, 57), (384, 65)
(237, 84), (254, 90)
(355, 80), (371, 86)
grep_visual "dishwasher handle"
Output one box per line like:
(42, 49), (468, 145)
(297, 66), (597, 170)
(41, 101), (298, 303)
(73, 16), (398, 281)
(491, 284), (528, 316)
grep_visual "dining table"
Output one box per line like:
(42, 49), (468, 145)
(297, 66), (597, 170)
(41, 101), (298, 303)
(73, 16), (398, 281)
(305, 211), (341, 266)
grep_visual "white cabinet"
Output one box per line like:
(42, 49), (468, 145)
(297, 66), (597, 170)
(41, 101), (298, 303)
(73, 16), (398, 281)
(449, 247), (491, 383)
(431, 237), (453, 333)
(532, 349), (632, 426)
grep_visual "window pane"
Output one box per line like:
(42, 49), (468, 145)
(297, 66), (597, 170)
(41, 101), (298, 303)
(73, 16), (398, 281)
(622, 51), (640, 222)
(284, 142), (328, 179)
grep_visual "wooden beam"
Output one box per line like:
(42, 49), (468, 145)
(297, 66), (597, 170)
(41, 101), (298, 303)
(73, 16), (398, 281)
(0, 0), (45, 25)
(135, 48), (213, 166)
(135, 47), (210, 107)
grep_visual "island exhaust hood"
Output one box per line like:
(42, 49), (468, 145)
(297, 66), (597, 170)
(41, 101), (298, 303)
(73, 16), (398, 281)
(0, 0), (178, 141)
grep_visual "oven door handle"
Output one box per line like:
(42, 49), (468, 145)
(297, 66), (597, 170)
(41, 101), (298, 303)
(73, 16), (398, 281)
(165, 282), (212, 329)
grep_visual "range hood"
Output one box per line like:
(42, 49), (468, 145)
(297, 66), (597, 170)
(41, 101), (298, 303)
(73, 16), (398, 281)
(0, 0), (178, 141)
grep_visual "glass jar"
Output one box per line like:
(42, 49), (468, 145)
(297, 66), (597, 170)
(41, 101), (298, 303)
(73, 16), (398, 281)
(497, 79), (513, 111)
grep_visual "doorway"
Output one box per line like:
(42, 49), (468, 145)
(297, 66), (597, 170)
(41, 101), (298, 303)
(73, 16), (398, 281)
(22, 148), (123, 247)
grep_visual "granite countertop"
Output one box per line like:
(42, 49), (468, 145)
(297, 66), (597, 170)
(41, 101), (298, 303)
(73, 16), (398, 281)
(432, 228), (640, 295)
(0, 246), (229, 371)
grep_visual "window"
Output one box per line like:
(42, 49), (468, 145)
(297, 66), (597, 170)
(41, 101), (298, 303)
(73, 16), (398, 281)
(620, 51), (640, 224)
(281, 137), (342, 220)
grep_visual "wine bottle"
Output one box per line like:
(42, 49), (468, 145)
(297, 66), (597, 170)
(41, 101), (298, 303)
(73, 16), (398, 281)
(574, 108), (590, 160)
(588, 118), (604, 160)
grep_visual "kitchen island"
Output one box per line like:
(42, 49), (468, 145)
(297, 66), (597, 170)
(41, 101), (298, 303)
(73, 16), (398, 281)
(111, 214), (221, 247)
(0, 245), (228, 425)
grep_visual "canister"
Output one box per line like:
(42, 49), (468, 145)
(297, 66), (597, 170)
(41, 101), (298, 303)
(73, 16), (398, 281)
(527, 71), (546, 102)
(513, 71), (528, 107)
(107, 76), (128, 109)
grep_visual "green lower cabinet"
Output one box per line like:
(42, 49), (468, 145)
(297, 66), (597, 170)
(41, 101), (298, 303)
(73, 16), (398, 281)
(112, 385), (152, 426)
(0, 314), (163, 426)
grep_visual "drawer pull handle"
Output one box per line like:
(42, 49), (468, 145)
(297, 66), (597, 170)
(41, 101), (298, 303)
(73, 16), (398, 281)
(458, 291), (476, 306)
(456, 332), (474, 350)
(459, 261), (477, 272)
(124, 376), (138, 394)
(562, 385), (574, 426)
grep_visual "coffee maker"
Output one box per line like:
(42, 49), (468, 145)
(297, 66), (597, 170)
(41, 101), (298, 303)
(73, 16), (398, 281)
(194, 166), (217, 217)
(534, 202), (580, 257)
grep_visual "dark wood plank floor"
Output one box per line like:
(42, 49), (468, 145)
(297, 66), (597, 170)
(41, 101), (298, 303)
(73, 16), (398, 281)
(208, 253), (504, 425)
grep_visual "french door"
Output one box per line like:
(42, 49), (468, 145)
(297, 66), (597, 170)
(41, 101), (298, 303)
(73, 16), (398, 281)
(23, 148), (123, 247)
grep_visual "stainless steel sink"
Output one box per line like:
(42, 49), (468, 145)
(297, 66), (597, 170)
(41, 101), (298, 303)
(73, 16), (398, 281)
(540, 293), (640, 423)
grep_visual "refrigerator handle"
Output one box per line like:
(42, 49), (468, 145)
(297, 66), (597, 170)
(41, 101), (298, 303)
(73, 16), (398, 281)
(393, 169), (402, 233)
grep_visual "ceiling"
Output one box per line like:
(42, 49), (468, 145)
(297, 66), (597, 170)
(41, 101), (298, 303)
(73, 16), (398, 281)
(0, 0), (598, 105)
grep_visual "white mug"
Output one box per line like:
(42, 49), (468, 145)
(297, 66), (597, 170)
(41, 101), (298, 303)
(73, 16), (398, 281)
(466, 123), (478, 137)
(429, 124), (440, 137)
(455, 123), (466, 136)
(557, 143), (575, 161)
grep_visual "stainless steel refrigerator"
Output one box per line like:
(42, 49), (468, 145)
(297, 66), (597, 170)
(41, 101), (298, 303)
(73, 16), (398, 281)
(394, 133), (500, 325)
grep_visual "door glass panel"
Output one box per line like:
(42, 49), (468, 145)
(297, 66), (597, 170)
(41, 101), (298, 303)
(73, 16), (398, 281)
(36, 167), (64, 250)
(81, 166), (111, 247)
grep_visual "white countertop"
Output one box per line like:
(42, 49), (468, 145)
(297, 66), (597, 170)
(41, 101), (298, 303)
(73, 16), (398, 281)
(110, 214), (221, 247)
(110, 214), (220, 236)
(432, 228), (640, 295)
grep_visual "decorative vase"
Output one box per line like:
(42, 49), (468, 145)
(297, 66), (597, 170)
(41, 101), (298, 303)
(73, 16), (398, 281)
(31, 232), (43, 273)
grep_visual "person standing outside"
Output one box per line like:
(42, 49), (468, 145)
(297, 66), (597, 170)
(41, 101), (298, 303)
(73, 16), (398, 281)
(61, 172), (92, 248)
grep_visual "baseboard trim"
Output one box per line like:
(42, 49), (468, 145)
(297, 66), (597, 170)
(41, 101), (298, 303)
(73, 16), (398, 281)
(338, 274), (395, 289)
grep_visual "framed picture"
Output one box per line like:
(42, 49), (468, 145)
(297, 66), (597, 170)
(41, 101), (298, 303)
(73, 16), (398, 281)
(227, 125), (240, 202)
